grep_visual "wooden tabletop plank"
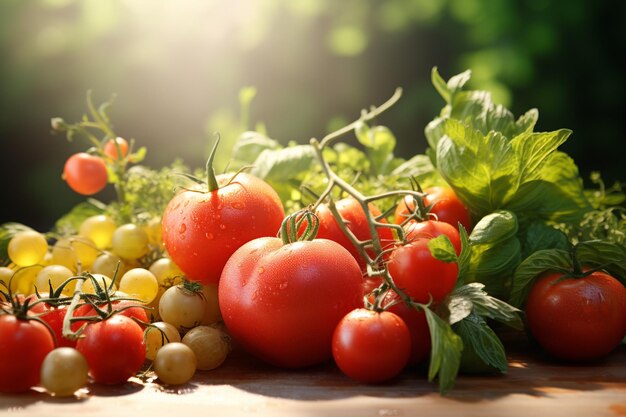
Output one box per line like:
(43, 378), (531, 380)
(1, 335), (625, 417)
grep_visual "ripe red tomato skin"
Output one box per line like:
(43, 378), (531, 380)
(162, 172), (284, 285)
(395, 186), (471, 231)
(76, 315), (146, 384)
(384, 292), (431, 365)
(388, 237), (458, 304)
(104, 137), (129, 160)
(0, 315), (55, 393)
(63, 152), (108, 195)
(219, 237), (364, 369)
(332, 308), (411, 383)
(404, 220), (462, 255)
(314, 198), (395, 270)
(526, 271), (626, 361)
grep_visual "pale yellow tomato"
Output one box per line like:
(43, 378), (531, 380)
(181, 325), (230, 371)
(8, 231), (48, 267)
(111, 224), (149, 260)
(35, 265), (75, 296)
(79, 215), (116, 249)
(144, 321), (182, 361)
(153, 342), (197, 385)
(118, 268), (158, 304)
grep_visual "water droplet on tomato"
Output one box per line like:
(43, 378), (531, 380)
(205, 232), (214, 240)
(258, 266), (265, 274)
(232, 202), (245, 210)
(219, 224), (226, 230)
(279, 282), (288, 290)
(179, 223), (187, 234)
(183, 200), (190, 207)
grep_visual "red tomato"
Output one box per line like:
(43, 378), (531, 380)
(388, 237), (458, 304)
(404, 220), (461, 255)
(384, 291), (431, 365)
(104, 137), (129, 160)
(162, 173), (284, 285)
(526, 270), (626, 361)
(0, 315), (55, 393)
(395, 186), (471, 231)
(314, 198), (395, 269)
(218, 236), (364, 368)
(332, 308), (411, 383)
(63, 152), (108, 195)
(76, 315), (146, 384)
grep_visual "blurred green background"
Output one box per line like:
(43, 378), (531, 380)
(0, 0), (624, 231)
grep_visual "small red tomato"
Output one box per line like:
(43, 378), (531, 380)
(104, 137), (129, 160)
(332, 308), (411, 383)
(404, 220), (461, 255)
(314, 198), (395, 269)
(63, 152), (108, 195)
(384, 291), (431, 365)
(0, 315), (55, 393)
(526, 270), (626, 361)
(395, 186), (471, 231)
(76, 315), (146, 384)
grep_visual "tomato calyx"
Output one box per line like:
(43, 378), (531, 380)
(0, 284), (58, 346)
(280, 210), (320, 244)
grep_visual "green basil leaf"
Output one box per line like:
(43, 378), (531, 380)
(424, 306), (463, 395)
(469, 210), (518, 245)
(522, 221), (570, 258)
(509, 248), (571, 307)
(428, 235), (457, 263)
(232, 131), (282, 165)
(448, 282), (523, 329)
(456, 224), (471, 286)
(509, 129), (571, 184)
(576, 240), (626, 283)
(250, 145), (316, 182)
(454, 313), (508, 373)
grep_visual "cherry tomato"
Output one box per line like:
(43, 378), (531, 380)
(388, 237), (458, 304)
(104, 137), (129, 160)
(0, 314), (55, 393)
(332, 308), (411, 383)
(314, 198), (394, 269)
(526, 270), (626, 361)
(76, 315), (146, 384)
(404, 219), (462, 255)
(219, 236), (364, 368)
(27, 298), (76, 348)
(395, 186), (471, 231)
(162, 173), (284, 285)
(63, 153), (108, 195)
(384, 291), (431, 365)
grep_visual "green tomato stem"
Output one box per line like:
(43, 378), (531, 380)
(206, 134), (221, 192)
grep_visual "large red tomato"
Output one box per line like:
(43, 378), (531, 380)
(314, 198), (395, 269)
(525, 270), (626, 361)
(162, 172), (284, 284)
(218, 236), (364, 368)
(332, 308), (411, 383)
(395, 186), (471, 231)
(0, 314), (55, 393)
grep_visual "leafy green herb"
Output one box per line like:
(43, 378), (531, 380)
(453, 312), (508, 374)
(423, 306), (463, 394)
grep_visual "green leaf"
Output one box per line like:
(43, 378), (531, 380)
(509, 248), (572, 307)
(130, 146), (147, 164)
(447, 282), (523, 329)
(232, 131), (282, 165)
(437, 120), (518, 217)
(355, 123), (396, 175)
(576, 240), (626, 283)
(454, 313), (508, 373)
(431, 67), (452, 104)
(424, 117), (446, 151)
(464, 237), (522, 300)
(522, 222), (570, 258)
(456, 224), (471, 285)
(250, 144), (316, 182)
(428, 235), (458, 263)
(513, 109), (539, 135)
(391, 153), (436, 179)
(510, 129), (571, 184)
(424, 306), (463, 395)
(53, 200), (106, 236)
(0, 223), (34, 265)
(469, 210), (518, 245)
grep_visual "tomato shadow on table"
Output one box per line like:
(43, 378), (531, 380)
(197, 339), (626, 402)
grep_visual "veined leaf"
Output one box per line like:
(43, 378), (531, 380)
(232, 131), (282, 165)
(424, 306), (463, 395)
(355, 123), (396, 175)
(428, 235), (457, 263)
(447, 282), (522, 329)
(469, 210), (518, 245)
(250, 145), (316, 182)
(454, 313), (508, 373)
(509, 248), (571, 307)
(510, 129), (571, 185)
(522, 221), (570, 258)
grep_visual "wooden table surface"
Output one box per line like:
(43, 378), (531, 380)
(2, 333), (625, 417)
